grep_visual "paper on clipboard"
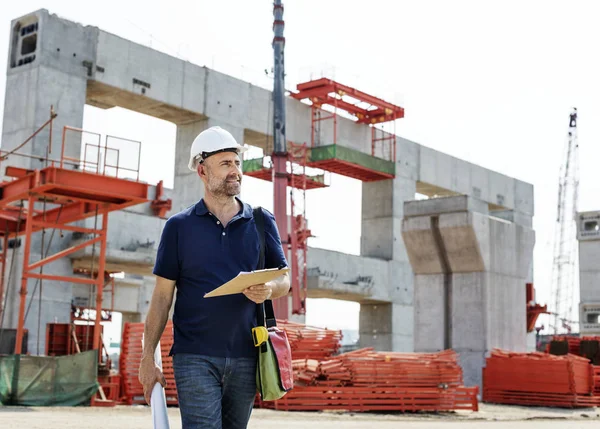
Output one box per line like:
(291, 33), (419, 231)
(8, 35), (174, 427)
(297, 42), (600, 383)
(204, 267), (289, 298)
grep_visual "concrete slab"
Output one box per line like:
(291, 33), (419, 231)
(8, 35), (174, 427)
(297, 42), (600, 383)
(404, 195), (489, 218)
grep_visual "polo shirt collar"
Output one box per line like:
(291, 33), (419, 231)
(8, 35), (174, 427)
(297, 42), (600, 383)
(194, 197), (252, 219)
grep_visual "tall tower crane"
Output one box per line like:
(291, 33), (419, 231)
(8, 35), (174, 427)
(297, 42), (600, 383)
(550, 108), (580, 334)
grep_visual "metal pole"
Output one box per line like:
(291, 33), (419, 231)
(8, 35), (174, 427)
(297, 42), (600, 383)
(272, 0), (289, 320)
(0, 234), (8, 324)
(15, 195), (35, 355)
(93, 211), (108, 358)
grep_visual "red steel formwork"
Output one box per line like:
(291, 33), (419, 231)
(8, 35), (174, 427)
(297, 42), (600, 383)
(243, 167), (327, 191)
(256, 348), (478, 412)
(483, 349), (600, 408)
(0, 109), (151, 366)
(243, 142), (319, 316)
(290, 78), (404, 181)
(291, 78), (405, 125)
(287, 143), (314, 316)
(526, 282), (548, 333)
(119, 320), (478, 412)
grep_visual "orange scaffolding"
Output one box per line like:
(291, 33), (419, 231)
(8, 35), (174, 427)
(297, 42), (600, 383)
(0, 109), (151, 360)
(291, 78), (403, 181)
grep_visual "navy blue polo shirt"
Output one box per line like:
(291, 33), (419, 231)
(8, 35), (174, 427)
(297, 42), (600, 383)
(152, 197), (287, 358)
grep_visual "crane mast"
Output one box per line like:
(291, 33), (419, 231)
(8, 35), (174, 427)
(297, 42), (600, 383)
(550, 108), (580, 334)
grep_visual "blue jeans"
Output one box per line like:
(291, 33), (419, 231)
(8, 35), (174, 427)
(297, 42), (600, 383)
(172, 353), (257, 429)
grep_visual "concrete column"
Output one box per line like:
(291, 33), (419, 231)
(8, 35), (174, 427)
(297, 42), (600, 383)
(359, 302), (414, 352)
(2, 10), (97, 174)
(0, 11), (99, 354)
(172, 119), (244, 214)
(402, 196), (535, 389)
(358, 137), (418, 352)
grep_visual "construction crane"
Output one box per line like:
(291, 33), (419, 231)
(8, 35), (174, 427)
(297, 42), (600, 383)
(550, 108), (580, 334)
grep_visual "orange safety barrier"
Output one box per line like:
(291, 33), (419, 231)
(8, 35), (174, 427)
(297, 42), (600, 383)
(483, 349), (600, 408)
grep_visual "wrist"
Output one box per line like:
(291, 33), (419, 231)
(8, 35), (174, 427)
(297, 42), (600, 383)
(141, 353), (155, 363)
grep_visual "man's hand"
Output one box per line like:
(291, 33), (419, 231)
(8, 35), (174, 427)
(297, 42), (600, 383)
(243, 283), (273, 304)
(138, 356), (167, 404)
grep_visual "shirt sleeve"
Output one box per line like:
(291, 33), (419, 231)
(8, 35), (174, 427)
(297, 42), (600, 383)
(262, 208), (288, 269)
(153, 216), (180, 281)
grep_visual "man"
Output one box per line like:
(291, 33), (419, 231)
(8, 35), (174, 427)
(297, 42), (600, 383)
(138, 126), (290, 429)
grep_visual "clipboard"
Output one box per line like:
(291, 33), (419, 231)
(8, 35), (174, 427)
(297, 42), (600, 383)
(204, 267), (289, 298)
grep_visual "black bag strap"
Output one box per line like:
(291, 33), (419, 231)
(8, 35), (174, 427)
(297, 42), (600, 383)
(253, 207), (277, 329)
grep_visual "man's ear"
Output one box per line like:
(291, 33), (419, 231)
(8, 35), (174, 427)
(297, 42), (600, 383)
(196, 162), (205, 177)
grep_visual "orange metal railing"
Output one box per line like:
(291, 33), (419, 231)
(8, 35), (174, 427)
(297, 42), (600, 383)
(0, 109), (142, 182)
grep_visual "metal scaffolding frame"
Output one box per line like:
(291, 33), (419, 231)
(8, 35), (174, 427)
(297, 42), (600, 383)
(0, 109), (150, 361)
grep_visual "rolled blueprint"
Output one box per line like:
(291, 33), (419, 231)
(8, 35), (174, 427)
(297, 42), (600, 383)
(142, 335), (170, 429)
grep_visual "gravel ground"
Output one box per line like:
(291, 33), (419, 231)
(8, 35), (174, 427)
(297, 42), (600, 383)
(0, 404), (599, 429)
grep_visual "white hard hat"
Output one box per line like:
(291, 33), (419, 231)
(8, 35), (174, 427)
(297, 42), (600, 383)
(188, 126), (247, 171)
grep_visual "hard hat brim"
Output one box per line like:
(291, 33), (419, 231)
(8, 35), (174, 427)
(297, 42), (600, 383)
(187, 145), (248, 171)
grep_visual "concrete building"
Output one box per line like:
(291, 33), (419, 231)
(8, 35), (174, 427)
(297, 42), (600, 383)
(577, 210), (600, 335)
(0, 9), (535, 387)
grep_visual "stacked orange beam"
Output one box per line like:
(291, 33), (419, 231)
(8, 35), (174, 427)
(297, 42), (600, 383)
(483, 349), (600, 408)
(546, 336), (583, 355)
(276, 320), (342, 360)
(118, 320), (341, 405)
(594, 366), (600, 396)
(119, 322), (178, 405)
(257, 348), (478, 412)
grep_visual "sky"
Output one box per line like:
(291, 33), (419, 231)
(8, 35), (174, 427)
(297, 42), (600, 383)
(1, 1), (600, 337)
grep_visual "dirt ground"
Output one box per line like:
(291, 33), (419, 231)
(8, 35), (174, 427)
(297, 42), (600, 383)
(0, 403), (599, 429)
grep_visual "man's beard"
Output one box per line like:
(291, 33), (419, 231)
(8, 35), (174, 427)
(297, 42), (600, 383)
(207, 174), (241, 197)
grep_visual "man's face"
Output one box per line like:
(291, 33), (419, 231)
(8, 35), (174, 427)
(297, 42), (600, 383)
(199, 151), (242, 197)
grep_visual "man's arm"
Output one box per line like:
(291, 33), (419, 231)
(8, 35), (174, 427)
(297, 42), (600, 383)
(268, 271), (290, 299)
(242, 272), (289, 304)
(138, 275), (176, 403)
(141, 276), (176, 359)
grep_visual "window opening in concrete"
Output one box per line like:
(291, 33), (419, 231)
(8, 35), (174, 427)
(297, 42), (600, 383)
(21, 34), (36, 55)
(10, 19), (38, 68)
(584, 220), (599, 232)
(83, 105), (176, 188)
(587, 313), (600, 324)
